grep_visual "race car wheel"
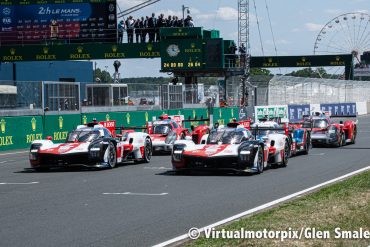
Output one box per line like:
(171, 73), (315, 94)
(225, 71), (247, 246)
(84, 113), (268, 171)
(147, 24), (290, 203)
(302, 134), (311, 155)
(107, 142), (117, 169)
(256, 146), (264, 174)
(341, 133), (346, 146)
(281, 141), (290, 167)
(143, 138), (152, 163)
(351, 128), (357, 144)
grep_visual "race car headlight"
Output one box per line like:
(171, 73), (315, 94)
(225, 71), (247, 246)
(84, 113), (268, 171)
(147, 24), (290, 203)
(239, 148), (252, 161)
(165, 131), (177, 144)
(172, 144), (186, 162)
(29, 143), (42, 161)
(89, 143), (102, 158)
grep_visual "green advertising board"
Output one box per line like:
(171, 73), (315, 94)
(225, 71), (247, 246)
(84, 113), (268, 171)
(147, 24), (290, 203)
(43, 114), (82, 143)
(255, 105), (288, 121)
(0, 116), (43, 151)
(0, 43), (161, 62)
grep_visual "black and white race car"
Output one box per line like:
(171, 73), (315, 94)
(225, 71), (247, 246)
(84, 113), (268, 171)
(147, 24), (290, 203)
(29, 120), (152, 171)
(171, 123), (269, 174)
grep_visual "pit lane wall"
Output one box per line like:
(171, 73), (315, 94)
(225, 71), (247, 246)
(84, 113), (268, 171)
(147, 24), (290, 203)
(255, 102), (368, 122)
(0, 107), (238, 151)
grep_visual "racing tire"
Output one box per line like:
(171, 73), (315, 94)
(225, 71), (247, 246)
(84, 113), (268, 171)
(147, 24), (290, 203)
(351, 128), (357, 144)
(142, 138), (152, 163)
(256, 146), (264, 174)
(302, 134), (311, 155)
(340, 132), (345, 147)
(106, 142), (117, 169)
(281, 141), (290, 167)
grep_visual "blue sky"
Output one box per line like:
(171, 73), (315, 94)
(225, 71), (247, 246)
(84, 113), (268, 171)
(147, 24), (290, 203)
(96, 0), (369, 77)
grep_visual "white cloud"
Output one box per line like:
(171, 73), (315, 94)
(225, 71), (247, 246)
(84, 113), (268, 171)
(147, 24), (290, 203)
(305, 23), (324, 32)
(355, 9), (369, 14)
(291, 28), (300, 32)
(216, 7), (238, 21)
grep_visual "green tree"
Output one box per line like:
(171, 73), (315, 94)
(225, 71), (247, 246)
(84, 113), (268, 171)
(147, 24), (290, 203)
(250, 68), (273, 76)
(286, 67), (330, 78)
(94, 68), (113, 83)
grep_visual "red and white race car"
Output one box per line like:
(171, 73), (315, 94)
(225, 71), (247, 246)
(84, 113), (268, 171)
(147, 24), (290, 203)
(29, 120), (152, 171)
(250, 121), (291, 166)
(148, 114), (189, 152)
(172, 122), (269, 174)
(310, 114), (357, 147)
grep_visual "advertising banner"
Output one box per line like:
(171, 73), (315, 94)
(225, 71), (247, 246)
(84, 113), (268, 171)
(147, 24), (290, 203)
(255, 105), (288, 122)
(320, 103), (357, 115)
(288, 104), (310, 121)
(0, 0), (117, 45)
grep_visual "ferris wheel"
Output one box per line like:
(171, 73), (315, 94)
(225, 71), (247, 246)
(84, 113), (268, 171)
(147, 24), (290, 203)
(313, 12), (370, 78)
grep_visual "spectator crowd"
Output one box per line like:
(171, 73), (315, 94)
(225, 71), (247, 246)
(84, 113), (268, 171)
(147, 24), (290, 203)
(117, 13), (194, 43)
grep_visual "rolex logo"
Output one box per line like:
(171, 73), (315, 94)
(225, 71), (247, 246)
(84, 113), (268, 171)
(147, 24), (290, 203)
(112, 45), (117, 52)
(77, 46), (83, 53)
(59, 116), (63, 130)
(0, 119), (5, 134)
(147, 43), (153, 51)
(336, 56), (340, 61)
(191, 43), (196, 49)
(10, 48), (15, 55)
(43, 47), (49, 54)
(301, 57), (306, 62)
(178, 28), (182, 33)
(31, 117), (37, 131)
(268, 58), (273, 63)
(106, 114), (110, 121)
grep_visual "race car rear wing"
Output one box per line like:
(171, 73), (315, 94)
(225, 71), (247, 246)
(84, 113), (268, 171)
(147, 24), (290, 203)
(249, 126), (292, 137)
(330, 115), (358, 124)
(115, 124), (149, 133)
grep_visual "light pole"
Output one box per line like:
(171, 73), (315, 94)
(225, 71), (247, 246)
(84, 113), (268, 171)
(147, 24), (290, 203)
(182, 5), (190, 27)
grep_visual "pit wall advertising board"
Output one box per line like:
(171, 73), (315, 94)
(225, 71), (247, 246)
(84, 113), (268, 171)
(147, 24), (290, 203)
(288, 104), (310, 121)
(254, 105), (288, 122)
(0, 107), (238, 152)
(320, 103), (356, 115)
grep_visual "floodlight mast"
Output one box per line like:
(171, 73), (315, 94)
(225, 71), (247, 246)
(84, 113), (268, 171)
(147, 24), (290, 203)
(238, 0), (251, 107)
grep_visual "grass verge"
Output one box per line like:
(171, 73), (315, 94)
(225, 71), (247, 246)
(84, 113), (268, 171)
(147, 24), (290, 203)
(187, 170), (370, 247)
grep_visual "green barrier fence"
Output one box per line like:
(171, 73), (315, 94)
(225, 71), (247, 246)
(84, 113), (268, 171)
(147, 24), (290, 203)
(0, 116), (43, 151)
(0, 107), (238, 152)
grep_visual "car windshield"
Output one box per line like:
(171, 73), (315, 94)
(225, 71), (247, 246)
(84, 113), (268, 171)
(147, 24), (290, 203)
(313, 119), (328, 128)
(66, 130), (100, 143)
(207, 129), (245, 144)
(153, 124), (172, 135)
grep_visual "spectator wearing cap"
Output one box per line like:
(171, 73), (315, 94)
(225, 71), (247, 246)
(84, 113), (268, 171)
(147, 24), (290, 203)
(117, 19), (125, 43)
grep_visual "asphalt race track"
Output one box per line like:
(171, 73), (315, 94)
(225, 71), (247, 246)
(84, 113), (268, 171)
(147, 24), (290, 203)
(1, 115), (370, 247)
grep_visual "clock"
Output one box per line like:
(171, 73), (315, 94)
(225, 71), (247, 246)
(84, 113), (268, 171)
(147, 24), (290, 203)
(166, 44), (180, 57)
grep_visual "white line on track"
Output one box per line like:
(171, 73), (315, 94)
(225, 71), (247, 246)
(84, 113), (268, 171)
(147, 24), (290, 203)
(0, 151), (28, 156)
(153, 166), (370, 247)
(0, 160), (15, 164)
(103, 192), (168, 196)
(0, 182), (39, 185)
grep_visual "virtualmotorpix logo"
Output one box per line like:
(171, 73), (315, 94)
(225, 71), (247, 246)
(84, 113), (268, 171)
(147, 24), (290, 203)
(187, 227), (370, 241)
